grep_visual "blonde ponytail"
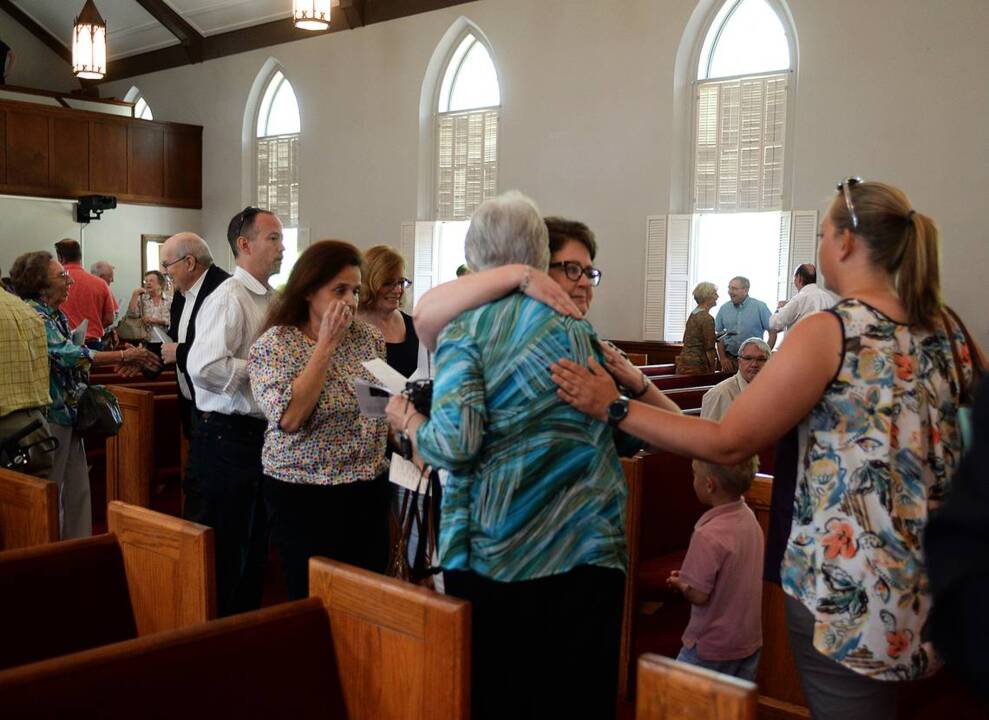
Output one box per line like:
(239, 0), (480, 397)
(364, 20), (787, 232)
(897, 211), (942, 329)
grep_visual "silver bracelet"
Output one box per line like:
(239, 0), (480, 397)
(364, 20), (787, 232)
(519, 266), (532, 293)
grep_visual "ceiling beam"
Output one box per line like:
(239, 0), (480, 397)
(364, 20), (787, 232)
(0, 0), (71, 64)
(100, 0), (475, 84)
(340, 0), (365, 29)
(133, 0), (205, 63)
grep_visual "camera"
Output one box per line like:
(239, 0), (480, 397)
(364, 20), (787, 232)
(75, 195), (118, 223)
(405, 379), (433, 417)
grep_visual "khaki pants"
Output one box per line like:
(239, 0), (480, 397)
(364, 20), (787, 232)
(0, 407), (53, 478)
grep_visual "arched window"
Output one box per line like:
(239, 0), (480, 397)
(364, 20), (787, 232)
(125, 87), (154, 120)
(254, 69), (301, 286)
(657, 0), (799, 342)
(435, 31), (500, 221)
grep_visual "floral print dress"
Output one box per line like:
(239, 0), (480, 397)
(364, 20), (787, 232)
(781, 299), (972, 681)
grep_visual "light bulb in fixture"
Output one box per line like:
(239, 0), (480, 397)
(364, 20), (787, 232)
(293, 0), (331, 31)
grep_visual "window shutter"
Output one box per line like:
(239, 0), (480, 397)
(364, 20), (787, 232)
(412, 221), (438, 308)
(399, 222), (415, 272)
(777, 211), (792, 302)
(789, 210), (818, 282)
(436, 109), (498, 221)
(642, 215), (667, 341)
(296, 227), (310, 252)
(664, 215), (692, 343)
(256, 134), (300, 227)
(694, 73), (787, 213)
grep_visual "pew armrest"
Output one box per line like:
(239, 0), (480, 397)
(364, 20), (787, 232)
(0, 467), (58, 551)
(107, 501), (216, 634)
(636, 653), (757, 720)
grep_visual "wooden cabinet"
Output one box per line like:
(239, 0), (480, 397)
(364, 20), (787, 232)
(0, 98), (201, 209)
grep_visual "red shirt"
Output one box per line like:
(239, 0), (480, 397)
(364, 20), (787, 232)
(679, 499), (764, 660)
(61, 262), (116, 342)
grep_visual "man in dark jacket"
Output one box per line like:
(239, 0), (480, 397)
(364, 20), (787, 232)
(160, 232), (230, 522)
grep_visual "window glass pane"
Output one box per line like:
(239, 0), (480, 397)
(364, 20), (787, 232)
(135, 97), (153, 120)
(437, 221), (469, 285)
(145, 240), (160, 279)
(703, 0), (790, 79)
(692, 212), (781, 321)
(268, 227), (299, 290)
(265, 79), (301, 136)
(447, 41), (500, 112)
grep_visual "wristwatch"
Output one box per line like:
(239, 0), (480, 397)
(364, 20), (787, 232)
(607, 395), (630, 427)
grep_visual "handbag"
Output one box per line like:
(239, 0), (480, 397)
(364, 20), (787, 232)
(74, 384), (124, 436)
(117, 295), (146, 341)
(941, 306), (987, 451)
(387, 465), (440, 587)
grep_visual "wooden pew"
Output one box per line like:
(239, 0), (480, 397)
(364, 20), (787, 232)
(652, 371), (731, 391)
(90, 369), (177, 386)
(641, 363), (676, 376)
(0, 500), (214, 670)
(0, 467), (58, 551)
(636, 654), (756, 720)
(609, 340), (684, 366)
(0, 557), (469, 720)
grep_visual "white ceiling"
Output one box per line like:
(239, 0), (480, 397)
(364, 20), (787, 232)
(10, 0), (297, 60)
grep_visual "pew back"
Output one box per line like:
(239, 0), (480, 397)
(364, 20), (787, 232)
(636, 654), (757, 720)
(0, 467), (58, 550)
(105, 386), (154, 506)
(311, 557), (470, 720)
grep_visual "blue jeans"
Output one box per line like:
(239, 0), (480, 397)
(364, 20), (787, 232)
(676, 644), (760, 681)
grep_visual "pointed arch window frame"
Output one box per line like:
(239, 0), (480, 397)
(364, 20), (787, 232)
(432, 28), (501, 222)
(256, 69), (301, 139)
(124, 86), (154, 120)
(251, 64), (302, 234)
(697, 0), (793, 82)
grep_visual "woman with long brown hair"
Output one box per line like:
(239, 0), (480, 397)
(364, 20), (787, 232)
(248, 240), (389, 599)
(551, 179), (979, 720)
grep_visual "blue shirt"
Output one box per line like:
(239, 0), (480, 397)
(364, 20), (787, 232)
(415, 293), (628, 583)
(715, 297), (772, 356)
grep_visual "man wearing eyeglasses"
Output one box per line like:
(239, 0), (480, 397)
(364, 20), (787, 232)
(715, 276), (776, 374)
(159, 232), (230, 522)
(700, 337), (771, 421)
(769, 263), (838, 333)
(187, 207), (284, 616)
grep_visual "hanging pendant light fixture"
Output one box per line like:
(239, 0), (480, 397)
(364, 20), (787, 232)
(72, 0), (107, 79)
(293, 0), (331, 31)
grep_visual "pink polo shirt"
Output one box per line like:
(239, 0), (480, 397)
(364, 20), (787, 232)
(61, 262), (115, 342)
(679, 499), (763, 661)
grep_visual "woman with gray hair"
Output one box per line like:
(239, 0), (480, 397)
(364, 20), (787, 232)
(386, 191), (630, 719)
(676, 281), (721, 374)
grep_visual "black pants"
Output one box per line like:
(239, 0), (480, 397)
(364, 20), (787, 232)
(195, 412), (269, 617)
(181, 398), (204, 524)
(445, 565), (626, 720)
(264, 474), (390, 600)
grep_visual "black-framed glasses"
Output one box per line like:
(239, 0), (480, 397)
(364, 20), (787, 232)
(382, 278), (413, 290)
(837, 177), (863, 230)
(50, 270), (70, 281)
(235, 206), (262, 238)
(549, 261), (602, 287)
(161, 254), (191, 271)
(738, 354), (768, 364)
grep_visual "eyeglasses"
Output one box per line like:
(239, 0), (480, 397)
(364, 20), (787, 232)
(837, 177), (863, 230)
(549, 261), (602, 287)
(50, 271), (70, 281)
(161, 254), (191, 271)
(738, 354), (768, 364)
(382, 278), (412, 290)
(235, 206), (262, 238)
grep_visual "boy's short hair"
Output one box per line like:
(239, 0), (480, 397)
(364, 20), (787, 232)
(696, 456), (759, 497)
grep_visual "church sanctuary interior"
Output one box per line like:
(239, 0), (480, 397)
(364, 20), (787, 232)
(0, 1), (987, 719)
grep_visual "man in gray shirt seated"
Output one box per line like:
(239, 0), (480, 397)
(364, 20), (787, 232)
(701, 338), (770, 421)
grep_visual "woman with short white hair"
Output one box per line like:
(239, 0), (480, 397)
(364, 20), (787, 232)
(387, 190), (630, 720)
(676, 281), (721, 374)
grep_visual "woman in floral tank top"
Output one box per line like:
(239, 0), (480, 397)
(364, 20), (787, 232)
(551, 180), (979, 720)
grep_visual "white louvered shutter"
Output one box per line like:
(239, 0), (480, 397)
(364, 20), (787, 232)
(664, 215), (692, 343)
(296, 227), (310, 252)
(777, 212), (792, 302)
(693, 73), (787, 213)
(399, 222), (415, 274)
(789, 210), (818, 280)
(412, 222), (438, 308)
(256, 134), (300, 226)
(436, 109), (499, 221)
(642, 215), (667, 340)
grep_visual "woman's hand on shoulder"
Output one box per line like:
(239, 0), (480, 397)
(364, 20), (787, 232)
(521, 268), (582, 319)
(550, 356), (619, 421)
(601, 341), (644, 390)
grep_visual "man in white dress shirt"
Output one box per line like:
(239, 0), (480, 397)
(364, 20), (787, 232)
(188, 208), (283, 616)
(160, 232), (229, 523)
(700, 337), (770, 421)
(769, 263), (838, 333)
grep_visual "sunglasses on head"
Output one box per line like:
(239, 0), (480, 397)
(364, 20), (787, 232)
(836, 177), (863, 230)
(236, 206), (263, 238)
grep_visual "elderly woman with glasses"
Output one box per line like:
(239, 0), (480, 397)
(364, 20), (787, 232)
(9, 251), (159, 539)
(385, 192), (642, 720)
(550, 179), (980, 720)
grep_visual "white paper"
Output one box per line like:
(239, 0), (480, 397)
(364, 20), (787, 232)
(354, 378), (392, 417)
(362, 358), (409, 394)
(389, 454), (429, 492)
(71, 319), (88, 346)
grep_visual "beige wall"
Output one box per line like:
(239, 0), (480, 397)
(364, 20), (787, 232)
(6, 0), (984, 346)
(0, 7), (78, 92)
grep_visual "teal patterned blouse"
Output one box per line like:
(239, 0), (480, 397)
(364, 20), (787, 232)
(782, 299), (972, 681)
(415, 293), (628, 583)
(27, 299), (93, 426)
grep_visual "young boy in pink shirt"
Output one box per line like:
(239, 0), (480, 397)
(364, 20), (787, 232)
(667, 456), (764, 680)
